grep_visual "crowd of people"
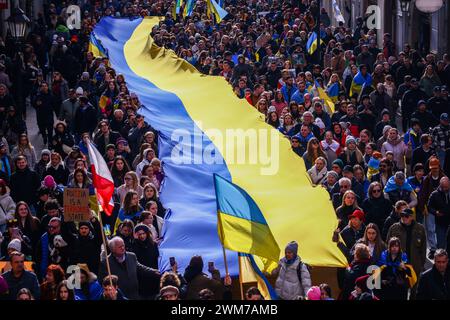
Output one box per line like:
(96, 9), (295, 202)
(0, 0), (449, 300)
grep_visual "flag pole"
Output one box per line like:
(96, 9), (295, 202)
(237, 254), (245, 300)
(95, 195), (114, 288)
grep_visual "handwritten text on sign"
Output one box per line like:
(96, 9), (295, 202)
(64, 188), (90, 221)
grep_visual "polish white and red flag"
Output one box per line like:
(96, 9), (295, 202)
(87, 140), (114, 215)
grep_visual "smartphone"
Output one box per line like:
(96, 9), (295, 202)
(169, 257), (176, 267)
(208, 261), (214, 270)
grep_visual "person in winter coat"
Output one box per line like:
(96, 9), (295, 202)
(11, 134), (37, 169)
(9, 156), (40, 207)
(131, 224), (160, 299)
(307, 157), (328, 186)
(340, 243), (372, 300)
(362, 182), (393, 230)
(74, 264), (103, 301)
(0, 179), (15, 233)
(416, 249), (450, 300)
(43, 152), (69, 185)
(51, 121), (74, 159)
(14, 201), (41, 248)
(114, 191), (143, 234)
(410, 101), (438, 134)
(401, 78), (427, 132)
(386, 208), (427, 291)
(271, 241), (312, 300)
(32, 82), (55, 145)
(377, 237), (416, 300)
(73, 218), (102, 275)
(333, 210), (366, 262)
(34, 149), (51, 180)
(74, 96), (98, 137)
(59, 88), (80, 134)
(381, 128), (412, 171)
(35, 217), (76, 281)
(139, 183), (166, 218)
(136, 148), (156, 179)
(128, 114), (157, 157)
(40, 264), (66, 300)
(338, 136), (365, 168)
(94, 120), (122, 156)
(384, 172), (418, 208)
(99, 237), (160, 300)
(183, 255), (224, 300)
(427, 177), (450, 251)
(131, 224), (159, 269)
(349, 274), (379, 300)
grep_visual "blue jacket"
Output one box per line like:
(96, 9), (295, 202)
(75, 280), (103, 300)
(281, 84), (295, 103)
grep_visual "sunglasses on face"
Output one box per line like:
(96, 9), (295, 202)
(372, 189), (382, 193)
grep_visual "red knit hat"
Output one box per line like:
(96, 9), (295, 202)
(349, 209), (365, 222)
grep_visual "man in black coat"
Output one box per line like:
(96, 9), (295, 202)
(127, 114), (157, 158)
(94, 120), (122, 155)
(74, 96), (98, 137)
(73, 219), (103, 275)
(382, 200), (408, 241)
(9, 156), (40, 208)
(401, 78), (427, 132)
(427, 177), (450, 250)
(416, 249), (450, 300)
(32, 82), (56, 145)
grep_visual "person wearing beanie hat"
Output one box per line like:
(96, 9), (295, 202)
(34, 149), (51, 180)
(271, 241), (312, 300)
(131, 223), (159, 271)
(411, 98), (438, 135)
(331, 159), (344, 176)
(323, 171), (339, 195)
(306, 286), (321, 300)
(74, 217), (103, 275)
(350, 274), (379, 300)
(339, 135), (364, 168)
(7, 238), (22, 253)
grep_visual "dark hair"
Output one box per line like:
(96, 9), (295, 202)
(102, 275), (119, 287)
(14, 155), (27, 166)
(420, 133), (431, 145)
(56, 280), (75, 300)
(319, 283), (332, 298)
(160, 272), (181, 288)
(246, 287), (264, 299)
(44, 199), (60, 211)
(46, 264), (66, 284)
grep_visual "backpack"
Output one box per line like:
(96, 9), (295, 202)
(296, 261), (312, 284)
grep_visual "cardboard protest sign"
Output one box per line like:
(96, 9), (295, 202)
(63, 188), (90, 222)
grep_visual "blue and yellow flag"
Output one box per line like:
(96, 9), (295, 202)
(214, 174), (280, 263)
(88, 32), (108, 58)
(183, 0), (196, 17)
(326, 82), (340, 103)
(239, 253), (278, 300)
(206, 0), (228, 23)
(176, 0), (184, 14)
(93, 17), (347, 275)
(350, 70), (373, 98)
(306, 32), (324, 56)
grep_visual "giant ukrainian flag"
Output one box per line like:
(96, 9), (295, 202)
(93, 17), (347, 275)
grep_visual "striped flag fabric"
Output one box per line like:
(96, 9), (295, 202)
(87, 140), (114, 216)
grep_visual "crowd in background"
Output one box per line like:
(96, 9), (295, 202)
(0, 0), (449, 300)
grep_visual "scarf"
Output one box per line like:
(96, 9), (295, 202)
(321, 140), (340, 153)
